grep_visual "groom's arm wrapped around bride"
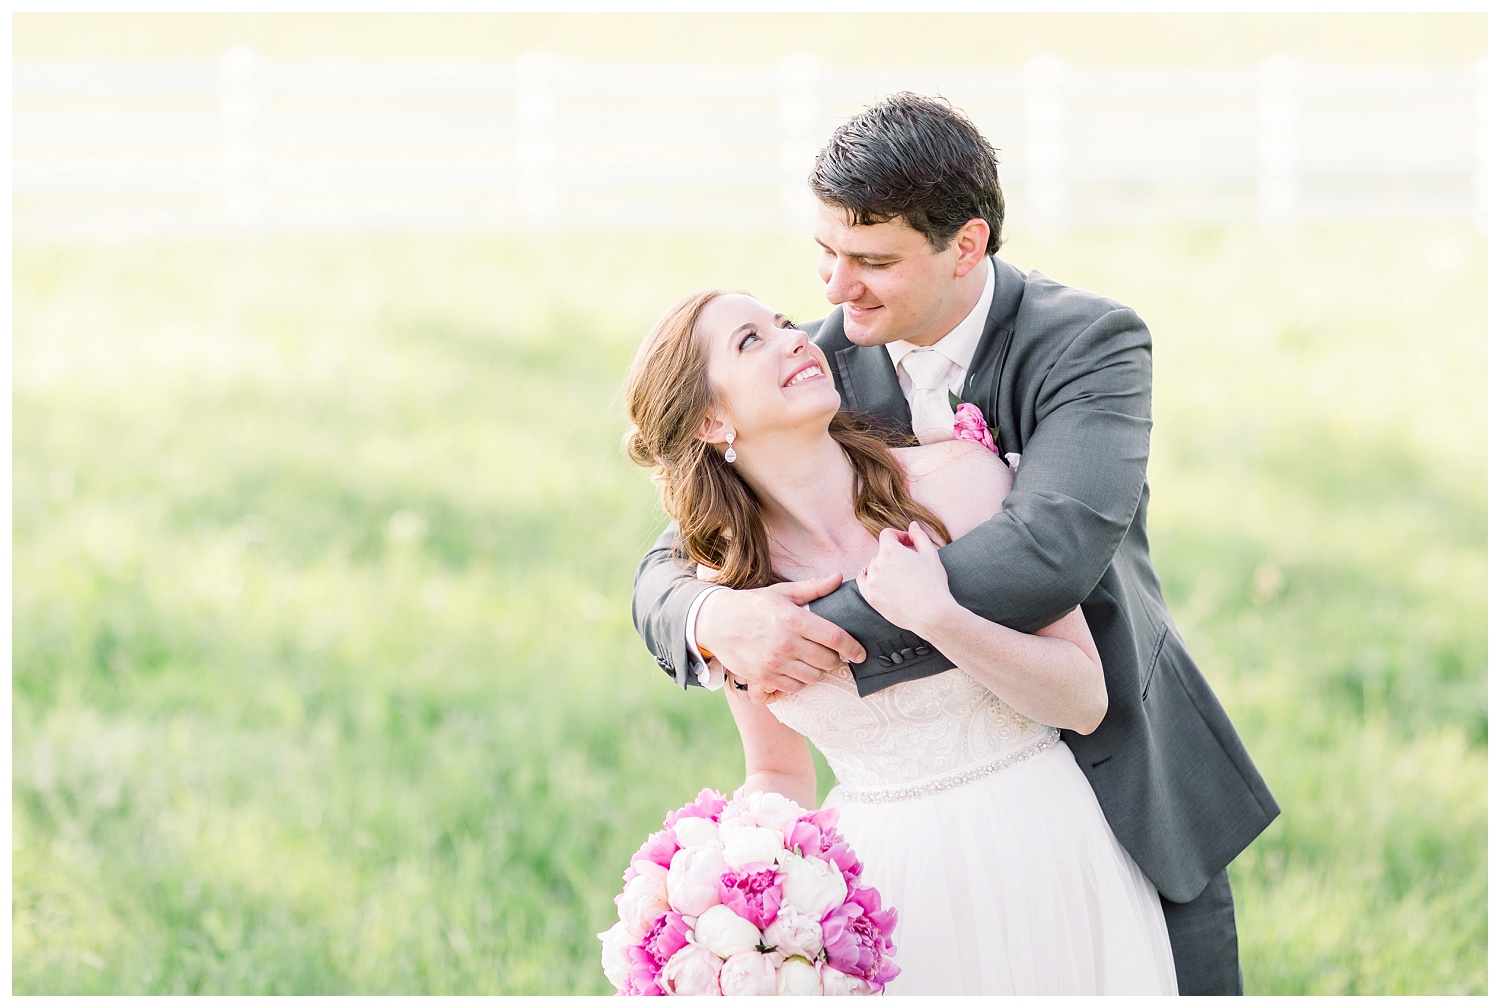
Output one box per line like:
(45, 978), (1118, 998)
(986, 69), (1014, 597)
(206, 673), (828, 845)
(632, 260), (1148, 697)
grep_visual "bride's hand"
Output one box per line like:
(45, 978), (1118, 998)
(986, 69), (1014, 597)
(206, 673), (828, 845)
(719, 661), (783, 706)
(856, 521), (959, 637)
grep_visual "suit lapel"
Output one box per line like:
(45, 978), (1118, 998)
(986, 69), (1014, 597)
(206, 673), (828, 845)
(962, 256), (1027, 457)
(815, 307), (914, 439)
(834, 343), (912, 437)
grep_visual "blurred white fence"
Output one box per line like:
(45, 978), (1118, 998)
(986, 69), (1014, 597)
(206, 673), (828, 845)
(12, 49), (1487, 237)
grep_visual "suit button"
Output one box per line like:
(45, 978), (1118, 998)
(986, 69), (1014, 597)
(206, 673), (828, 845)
(877, 655), (893, 667)
(889, 651), (905, 664)
(914, 646), (931, 656)
(900, 647), (917, 661)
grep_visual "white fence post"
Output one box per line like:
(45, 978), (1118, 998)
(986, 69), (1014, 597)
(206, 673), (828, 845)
(1257, 53), (1299, 237)
(219, 45), (264, 226)
(1023, 55), (1068, 235)
(778, 52), (822, 227)
(516, 49), (560, 226)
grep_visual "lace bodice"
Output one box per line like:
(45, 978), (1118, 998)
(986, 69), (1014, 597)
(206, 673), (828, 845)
(770, 665), (1058, 801)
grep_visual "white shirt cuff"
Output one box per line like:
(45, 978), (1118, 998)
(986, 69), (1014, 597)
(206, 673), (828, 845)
(685, 584), (728, 691)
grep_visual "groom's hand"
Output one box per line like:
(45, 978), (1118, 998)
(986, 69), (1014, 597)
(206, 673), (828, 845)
(695, 573), (866, 701)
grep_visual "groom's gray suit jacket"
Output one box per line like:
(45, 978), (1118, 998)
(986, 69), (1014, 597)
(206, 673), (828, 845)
(632, 256), (1280, 904)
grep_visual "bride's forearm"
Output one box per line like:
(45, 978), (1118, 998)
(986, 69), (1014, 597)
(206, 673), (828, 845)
(913, 601), (1107, 734)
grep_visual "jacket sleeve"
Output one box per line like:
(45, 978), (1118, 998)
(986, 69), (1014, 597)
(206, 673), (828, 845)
(631, 522), (706, 688)
(810, 305), (1154, 687)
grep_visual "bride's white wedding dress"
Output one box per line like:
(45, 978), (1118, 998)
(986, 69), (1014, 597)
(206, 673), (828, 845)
(769, 665), (1178, 995)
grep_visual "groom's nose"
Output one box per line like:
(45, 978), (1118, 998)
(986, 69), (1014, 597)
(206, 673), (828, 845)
(824, 258), (863, 305)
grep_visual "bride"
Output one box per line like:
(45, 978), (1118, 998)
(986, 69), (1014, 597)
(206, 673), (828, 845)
(624, 289), (1178, 995)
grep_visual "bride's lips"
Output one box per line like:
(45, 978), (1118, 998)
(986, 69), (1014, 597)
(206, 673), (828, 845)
(782, 362), (825, 388)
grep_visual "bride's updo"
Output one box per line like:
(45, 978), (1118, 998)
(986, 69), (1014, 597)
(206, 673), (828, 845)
(624, 290), (949, 589)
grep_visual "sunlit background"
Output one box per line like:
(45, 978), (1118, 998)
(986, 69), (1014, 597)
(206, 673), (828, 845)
(11, 12), (1487, 994)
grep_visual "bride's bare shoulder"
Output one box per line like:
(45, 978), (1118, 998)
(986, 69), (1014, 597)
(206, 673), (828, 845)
(894, 441), (1013, 539)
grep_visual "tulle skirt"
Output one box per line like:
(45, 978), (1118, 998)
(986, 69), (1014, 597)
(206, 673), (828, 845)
(825, 739), (1178, 995)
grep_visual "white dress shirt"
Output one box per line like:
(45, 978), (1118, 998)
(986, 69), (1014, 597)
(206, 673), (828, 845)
(685, 260), (997, 687)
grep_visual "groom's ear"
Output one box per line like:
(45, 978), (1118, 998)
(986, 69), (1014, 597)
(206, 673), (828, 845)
(952, 218), (990, 278)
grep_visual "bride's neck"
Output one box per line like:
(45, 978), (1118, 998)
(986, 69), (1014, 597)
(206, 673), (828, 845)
(734, 432), (858, 555)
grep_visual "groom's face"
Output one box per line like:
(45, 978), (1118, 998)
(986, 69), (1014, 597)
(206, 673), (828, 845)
(814, 203), (968, 348)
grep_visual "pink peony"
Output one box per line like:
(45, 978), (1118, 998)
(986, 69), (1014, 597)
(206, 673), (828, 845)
(621, 944), (666, 996)
(630, 828), (680, 877)
(640, 911), (693, 970)
(785, 810), (862, 887)
(664, 788), (728, 830)
(821, 887), (900, 988)
(848, 884), (899, 937)
(717, 862), (783, 930)
(952, 402), (999, 455)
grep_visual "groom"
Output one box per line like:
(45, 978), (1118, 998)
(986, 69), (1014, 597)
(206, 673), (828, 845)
(631, 93), (1278, 994)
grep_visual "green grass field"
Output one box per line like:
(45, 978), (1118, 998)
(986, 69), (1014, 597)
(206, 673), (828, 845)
(12, 222), (1486, 994)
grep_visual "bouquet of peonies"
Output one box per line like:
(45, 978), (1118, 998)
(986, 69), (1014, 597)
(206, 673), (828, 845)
(599, 788), (900, 996)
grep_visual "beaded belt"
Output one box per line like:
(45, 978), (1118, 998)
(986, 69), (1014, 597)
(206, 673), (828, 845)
(829, 729), (1062, 805)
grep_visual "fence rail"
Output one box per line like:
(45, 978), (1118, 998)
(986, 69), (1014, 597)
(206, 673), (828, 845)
(12, 50), (1487, 237)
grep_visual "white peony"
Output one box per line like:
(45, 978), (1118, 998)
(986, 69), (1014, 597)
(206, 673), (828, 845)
(737, 789), (804, 832)
(778, 852), (849, 920)
(659, 942), (723, 996)
(719, 820), (786, 869)
(718, 949), (782, 996)
(617, 864), (671, 939)
(761, 904), (824, 960)
(776, 955), (824, 996)
(691, 903), (764, 959)
(715, 801), (755, 829)
(672, 815), (722, 849)
(666, 844), (726, 916)
(821, 965), (873, 996)
(597, 919), (634, 991)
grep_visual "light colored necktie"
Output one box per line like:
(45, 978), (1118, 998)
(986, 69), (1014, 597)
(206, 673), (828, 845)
(902, 349), (956, 444)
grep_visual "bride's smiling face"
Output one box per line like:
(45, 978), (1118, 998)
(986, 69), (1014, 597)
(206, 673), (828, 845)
(696, 293), (839, 442)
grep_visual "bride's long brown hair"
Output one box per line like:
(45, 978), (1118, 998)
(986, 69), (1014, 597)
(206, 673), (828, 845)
(623, 290), (950, 589)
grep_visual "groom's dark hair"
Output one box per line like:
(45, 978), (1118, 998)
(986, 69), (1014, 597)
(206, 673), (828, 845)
(810, 93), (1004, 254)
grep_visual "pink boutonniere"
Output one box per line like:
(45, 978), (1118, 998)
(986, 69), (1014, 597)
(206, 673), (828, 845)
(952, 402), (999, 455)
(948, 394), (1021, 472)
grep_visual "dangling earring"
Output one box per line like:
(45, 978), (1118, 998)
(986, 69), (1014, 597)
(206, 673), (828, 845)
(724, 431), (737, 464)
